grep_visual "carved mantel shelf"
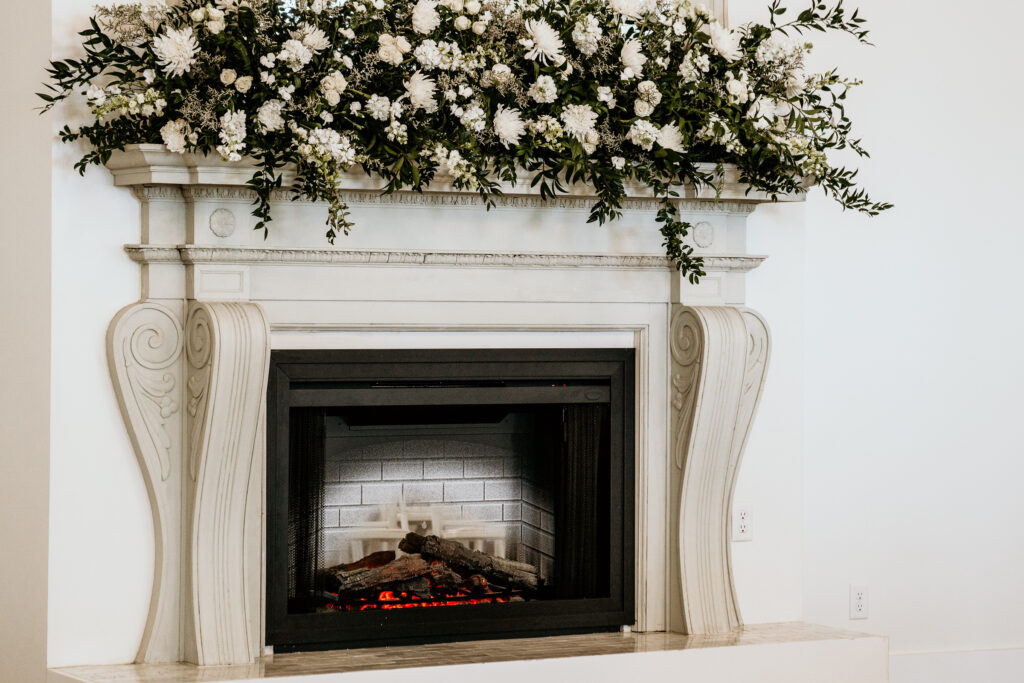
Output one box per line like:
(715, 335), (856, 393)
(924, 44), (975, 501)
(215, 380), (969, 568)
(103, 144), (797, 667)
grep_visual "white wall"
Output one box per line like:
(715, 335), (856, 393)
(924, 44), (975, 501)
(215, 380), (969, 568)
(0, 2), (53, 682)
(732, 0), (1024, 679)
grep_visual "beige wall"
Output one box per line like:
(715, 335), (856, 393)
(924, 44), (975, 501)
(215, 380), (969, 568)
(0, 1), (52, 682)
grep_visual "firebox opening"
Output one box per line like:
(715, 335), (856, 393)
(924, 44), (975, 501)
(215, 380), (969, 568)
(267, 350), (634, 652)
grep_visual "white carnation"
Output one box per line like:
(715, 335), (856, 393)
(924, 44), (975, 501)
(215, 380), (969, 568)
(152, 26), (199, 77)
(279, 39), (314, 71)
(493, 105), (526, 149)
(412, 0), (441, 34)
(256, 99), (285, 133)
(559, 104), (598, 143)
(709, 21), (742, 62)
(627, 119), (659, 150)
(160, 119), (188, 154)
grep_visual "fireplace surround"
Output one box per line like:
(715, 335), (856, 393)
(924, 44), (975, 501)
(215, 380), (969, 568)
(104, 144), (777, 666)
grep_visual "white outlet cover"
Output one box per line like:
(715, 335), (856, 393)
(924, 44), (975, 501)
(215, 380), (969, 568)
(731, 504), (753, 542)
(849, 585), (869, 620)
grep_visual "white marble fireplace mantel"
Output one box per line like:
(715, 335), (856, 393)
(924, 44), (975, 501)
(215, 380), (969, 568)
(103, 144), (794, 669)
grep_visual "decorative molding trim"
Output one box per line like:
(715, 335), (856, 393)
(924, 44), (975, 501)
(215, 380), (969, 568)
(123, 245), (767, 273)
(107, 302), (184, 663)
(668, 305), (771, 635)
(185, 302), (270, 665)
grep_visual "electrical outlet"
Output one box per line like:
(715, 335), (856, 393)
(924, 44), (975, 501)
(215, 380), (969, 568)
(731, 504), (753, 542)
(850, 585), (869, 620)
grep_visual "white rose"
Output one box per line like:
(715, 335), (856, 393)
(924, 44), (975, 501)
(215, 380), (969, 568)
(207, 19), (225, 35)
(220, 69), (237, 85)
(325, 90), (341, 106)
(634, 100), (654, 117)
(454, 16), (471, 30)
(465, 0), (481, 13)
(190, 8), (206, 22)
(472, 21), (486, 34)
(234, 76), (253, 93)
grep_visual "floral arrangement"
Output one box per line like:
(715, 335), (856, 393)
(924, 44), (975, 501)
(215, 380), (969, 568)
(41, 0), (889, 281)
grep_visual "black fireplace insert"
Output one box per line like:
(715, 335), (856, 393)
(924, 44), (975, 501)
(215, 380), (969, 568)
(266, 349), (634, 652)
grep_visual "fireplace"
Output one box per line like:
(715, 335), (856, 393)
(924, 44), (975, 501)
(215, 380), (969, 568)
(266, 349), (635, 651)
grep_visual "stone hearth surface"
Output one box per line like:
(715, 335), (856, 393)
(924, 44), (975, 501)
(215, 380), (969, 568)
(50, 624), (884, 682)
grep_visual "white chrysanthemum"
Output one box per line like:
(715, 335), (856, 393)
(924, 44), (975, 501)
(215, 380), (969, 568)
(559, 104), (598, 143)
(366, 95), (392, 121)
(152, 26), (199, 77)
(493, 105), (526, 149)
(412, 0), (441, 34)
(279, 39), (314, 71)
(627, 119), (659, 150)
(608, 0), (653, 20)
(405, 71), (438, 112)
(293, 23), (330, 53)
(708, 21), (742, 61)
(572, 15), (602, 56)
(256, 100), (285, 133)
(378, 34), (412, 66)
(523, 19), (564, 65)
(528, 75), (557, 104)
(657, 124), (685, 152)
(620, 39), (647, 78)
(160, 119), (188, 153)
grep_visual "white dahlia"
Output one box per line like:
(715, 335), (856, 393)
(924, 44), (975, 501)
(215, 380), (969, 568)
(559, 104), (598, 143)
(493, 105), (526, 149)
(412, 0), (441, 34)
(523, 19), (564, 66)
(405, 71), (438, 112)
(152, 26), (199, 77)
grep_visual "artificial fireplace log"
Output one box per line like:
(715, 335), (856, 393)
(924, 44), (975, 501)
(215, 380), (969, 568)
(333, 553), (433, 594)
(399, 533), (540, 591)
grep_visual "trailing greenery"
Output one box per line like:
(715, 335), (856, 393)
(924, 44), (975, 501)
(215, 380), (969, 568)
(40, 0), (890, 282)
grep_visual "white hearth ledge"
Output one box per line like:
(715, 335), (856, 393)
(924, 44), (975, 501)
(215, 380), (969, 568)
(103, 145), (801, 667)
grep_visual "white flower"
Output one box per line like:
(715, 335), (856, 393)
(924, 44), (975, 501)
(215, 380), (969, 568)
(679, 51), (710, 82)
(220, 69), (237, 85)
(523, 19), (564, 65)
(298, 128), (356, 166)
(143, 69), (156, 84)
(634, 100), (654, 117)
(620, 39), (647, 78)
(559, 104), (598, 143)
(207, 19), (225, 34)
(657, 124), (685, 152)
(216, 110), (246, 161)
(412, 0), (441, 34)
(152, 26), (199, 77)
(321, 70), (348, 106)
(455, 16), (471, 30)
(489, 64), (512, 86)
(627, 119), (659, 150)
(725, 70), (751, 105)
(293, 23), (330, 53)
(386, 119), (409, 143)
(405, 71), (438, 112)
(459, 103), (486, 131)
(234, 76), (252, 93)
(493, 105), (526, 148)
(256, 99), (285, 132)
(472, 21), (486, 34)
(747, 97), (777, 129)
(140, 0), (169, 31)
(350, 102), (362, 114)
(341, 28), (356, 40)
(465, 0), (481, 13)
(413, 39), (463, 70)
(366, 94), (392, 120)
(279, 39), (314, 71)
(608, 0), (653, 20)
(378, 33), (411, 65)
(440, 0), (464, 10)
(530, 115), (564, 144)
(709, 22), (742, 62)
(596, 85), (617, 109)
(785, 67), (808, 97)
(572, 15), (602, 56)
(528, 75), (557, 103)
(160, 119), (188, 153)
(611, 156), (626, 170)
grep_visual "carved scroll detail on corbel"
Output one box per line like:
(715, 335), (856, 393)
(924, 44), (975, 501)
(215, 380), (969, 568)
(107, 301), (184, 663)
(669, 306), (771, 635)
(185, 302), (270, 666)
